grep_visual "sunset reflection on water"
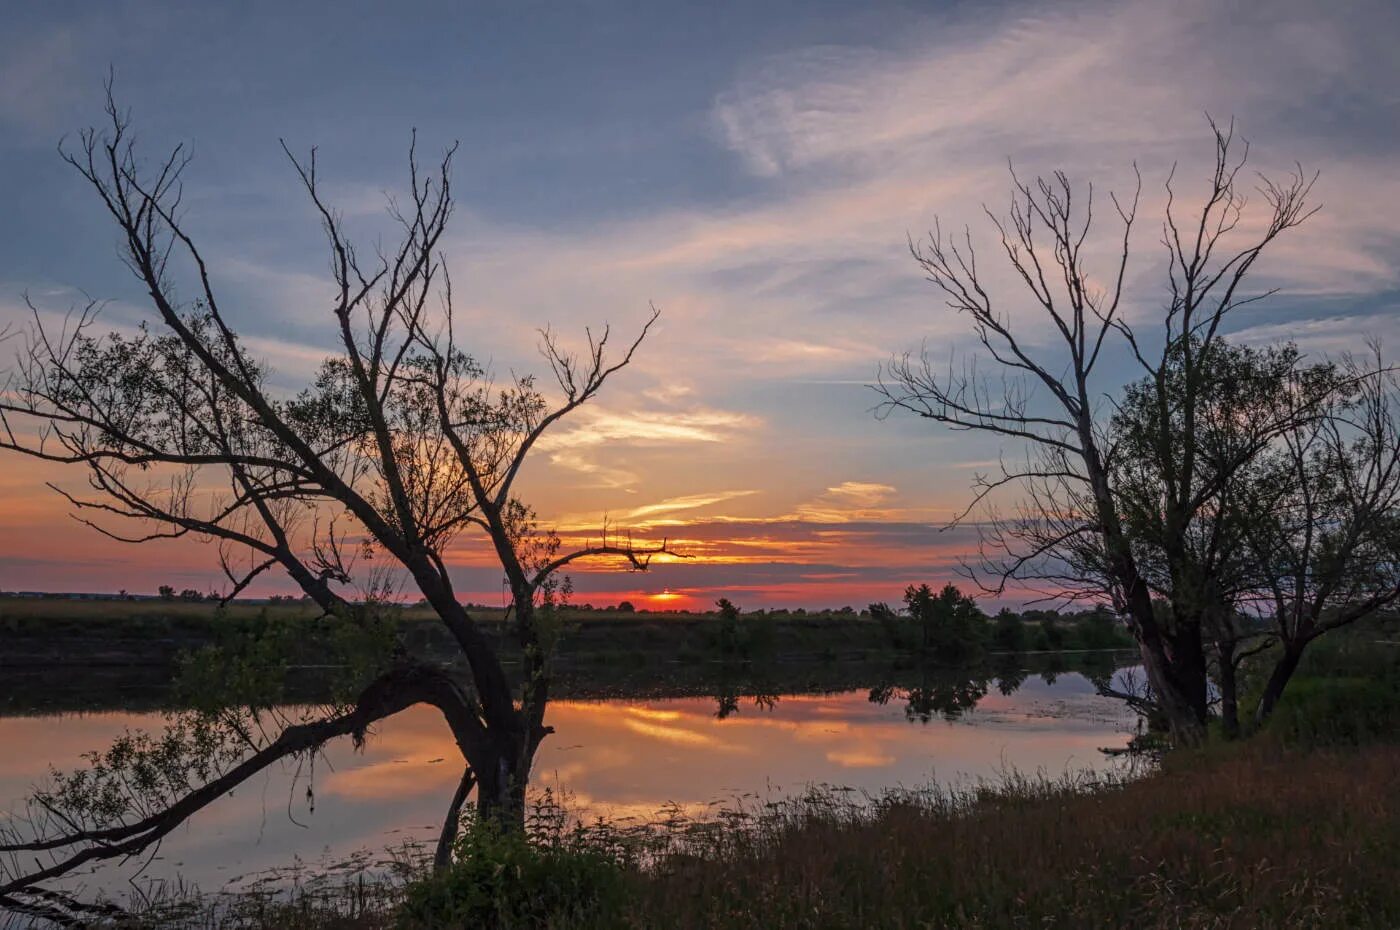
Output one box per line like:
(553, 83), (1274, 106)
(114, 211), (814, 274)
(0, 673), (1135, 894)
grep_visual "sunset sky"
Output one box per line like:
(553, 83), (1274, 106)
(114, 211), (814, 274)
(2, 0), (1398, 608)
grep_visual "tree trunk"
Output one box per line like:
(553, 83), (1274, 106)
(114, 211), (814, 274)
(1133, 636), (1207, 745)
(1172, 620), (1212, 727)
(1216, 649), (1240, 740)
(1096, 482), (1208, 746)
(1121, 582), (1207, 745)
(1254, 643), (1304, 728)
(434, 767), (477, 873)
(472, 736), (533, 831)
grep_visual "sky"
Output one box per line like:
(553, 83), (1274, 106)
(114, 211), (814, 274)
(1, 0), (1398, 609)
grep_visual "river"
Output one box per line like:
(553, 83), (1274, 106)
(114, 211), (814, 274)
(0, 663), (1141, 920)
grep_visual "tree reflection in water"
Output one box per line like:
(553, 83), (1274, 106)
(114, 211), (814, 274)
(702, 652), (1138, 725)
(711, 666), (780, 720)
(867, 672), (991, 724)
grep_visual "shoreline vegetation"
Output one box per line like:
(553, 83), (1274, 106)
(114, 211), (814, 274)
(4, 603), (1396, 928)
(0, 593), (1138, 719)
(0, 594), (1135, 669)
(107, 691), (1400, 929)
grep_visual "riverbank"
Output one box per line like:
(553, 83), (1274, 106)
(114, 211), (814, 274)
(97, 635), (1398, 930)
(122, 737), (1399, 930)
(613, 741), (1399, 929)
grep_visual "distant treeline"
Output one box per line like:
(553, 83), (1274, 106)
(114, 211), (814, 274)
(865, 584), (1134, 663)
(0, 588), (1134, 672)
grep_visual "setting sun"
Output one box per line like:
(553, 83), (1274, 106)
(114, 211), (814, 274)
(0, 1), (1395, 924)
(649, 588), (687, 605)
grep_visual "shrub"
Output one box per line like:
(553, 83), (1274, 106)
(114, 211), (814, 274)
(398, 820), (624, 930)
(869, 601), (910, 651)
(1265, 675), (1400, 747)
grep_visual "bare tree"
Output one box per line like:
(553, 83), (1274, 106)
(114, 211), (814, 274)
(0, 89), (678, 913)
(876, 120), (1317, 744)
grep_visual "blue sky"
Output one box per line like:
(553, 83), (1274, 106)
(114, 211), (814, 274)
(2, 0), (1398, 606)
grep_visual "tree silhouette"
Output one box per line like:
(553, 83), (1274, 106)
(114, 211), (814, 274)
(877, 120), (1318, 743)
(0, 88), (679, 914)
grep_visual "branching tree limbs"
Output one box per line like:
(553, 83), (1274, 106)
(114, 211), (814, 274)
(1239, 347), (1400, 724)
(1110, 339), (1348, 736)
(0, 89), (679, 912)
(877, 122), (1320, 744)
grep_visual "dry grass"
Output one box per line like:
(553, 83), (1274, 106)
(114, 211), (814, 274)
(121, 741), (1400, 929)
(615, 742), (1399, 929)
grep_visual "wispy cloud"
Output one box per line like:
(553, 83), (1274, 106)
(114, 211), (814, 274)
(4, 0), (1398, 608)
(792, 481), (898, 522)
(538, 407), (759, 452)
(620, 490), (759, 522)
(535, 405), (760, 491)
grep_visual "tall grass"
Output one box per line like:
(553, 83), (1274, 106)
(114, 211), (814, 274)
(615, 742), (1399, 929)
(106, 740), (1399, 929)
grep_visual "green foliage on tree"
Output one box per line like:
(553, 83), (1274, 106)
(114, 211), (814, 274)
(709, 598), (775, 663)
(903, 583), (986, 663)
(991, 608), (1027, 653)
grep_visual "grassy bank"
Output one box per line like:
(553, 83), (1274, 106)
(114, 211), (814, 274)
(642, 740), (1400, 929)
(599, 744), (1398, 930)
(125, 737), (1398, 930)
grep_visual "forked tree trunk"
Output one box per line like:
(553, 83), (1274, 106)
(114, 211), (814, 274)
(471, 702), (543, 833)
(1133, 637), (1208, 745)
(1119, 576), (1208, 745)
(474, 746), (530, 829)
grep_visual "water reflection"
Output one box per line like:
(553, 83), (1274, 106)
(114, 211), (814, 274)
(0, 660), (1140, 903)
(702, 650), (1128, 726)
(867, 677), (989, 723)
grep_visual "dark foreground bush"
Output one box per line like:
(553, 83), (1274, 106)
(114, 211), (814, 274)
(1264, 675), (1400, 747)
(396, 819), (625, 930)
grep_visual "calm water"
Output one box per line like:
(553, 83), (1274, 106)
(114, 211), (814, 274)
(0, 670), (1138, 909)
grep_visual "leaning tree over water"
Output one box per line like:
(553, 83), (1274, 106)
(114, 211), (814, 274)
(0, 90), (674, 919)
